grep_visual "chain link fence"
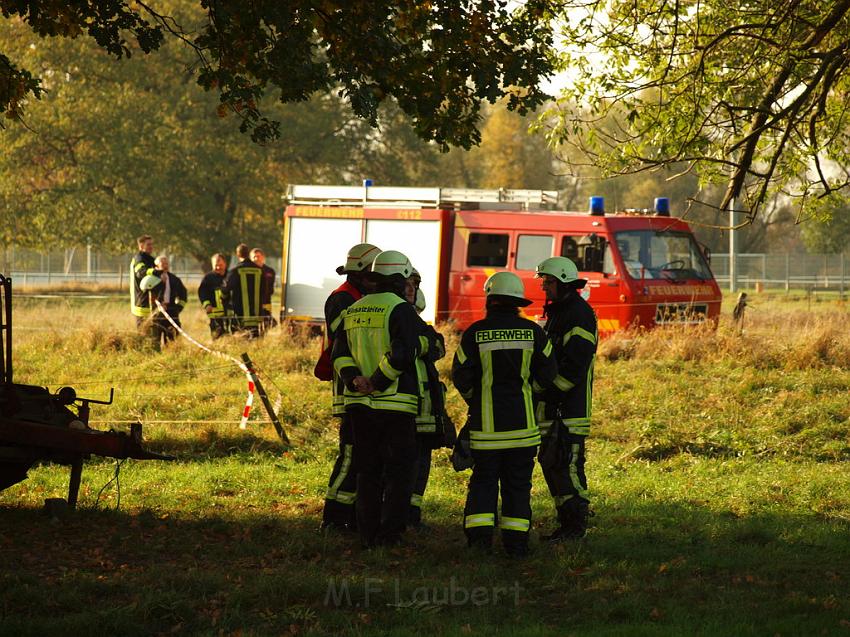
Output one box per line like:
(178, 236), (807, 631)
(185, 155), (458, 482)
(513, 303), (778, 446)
(2, 245), (847, 294)
(712, 253), (849, 294)
(0, 246), (282, 289)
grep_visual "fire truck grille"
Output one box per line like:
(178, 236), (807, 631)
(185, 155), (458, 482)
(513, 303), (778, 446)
(655, 303), (709, 325)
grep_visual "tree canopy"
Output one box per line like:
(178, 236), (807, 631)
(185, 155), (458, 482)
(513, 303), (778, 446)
(0, 2), (450, 262)
(546, 0), (850, 222)
(1, 0), (555, 148)
(801, 197), (850, 253)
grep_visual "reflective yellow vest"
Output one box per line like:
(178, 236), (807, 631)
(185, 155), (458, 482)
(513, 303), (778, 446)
(335, 292), (419, 415)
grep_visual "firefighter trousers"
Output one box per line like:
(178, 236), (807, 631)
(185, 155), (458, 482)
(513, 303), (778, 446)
(208, 317), (230, 339)
(408, 439), (432, 525)
(540, 426), (589, 513)
(153, 314), (177, 343)
(322, 415), (357, 528)
(136, 315), (172, 350)
(350, 409), (417, 547)
(464, 446), (536, 552)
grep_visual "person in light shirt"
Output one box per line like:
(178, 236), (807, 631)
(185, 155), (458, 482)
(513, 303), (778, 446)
(153, 254), (187, 343)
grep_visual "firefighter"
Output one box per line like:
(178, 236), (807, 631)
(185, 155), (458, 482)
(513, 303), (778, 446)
(198, 253), (230, 339)
(407, 274), (452, 530)
(331, 249), (420, 548)
(534, 256), (598, 541)
(319, 243), (381, 532)
(225, 243), (263, 337)
(130, 234), (163, 331)
(250, 247), (277, 331)
(452, 272), (557, 557)
(153, 255), (187, 342)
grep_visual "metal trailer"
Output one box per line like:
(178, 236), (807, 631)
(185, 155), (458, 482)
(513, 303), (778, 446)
(0, 274), (172, 508)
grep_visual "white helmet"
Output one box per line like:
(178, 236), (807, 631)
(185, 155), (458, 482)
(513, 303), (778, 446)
(371, 250), (413, 278)
(414, 288), (426, 313)
(536, 256), (587, 288)
(336, 243), (381, 275)
(140, 274), (162, 292)
(484, 272), (531, 307)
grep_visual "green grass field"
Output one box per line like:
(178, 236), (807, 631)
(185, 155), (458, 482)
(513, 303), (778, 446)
(2, 292), (850, 636)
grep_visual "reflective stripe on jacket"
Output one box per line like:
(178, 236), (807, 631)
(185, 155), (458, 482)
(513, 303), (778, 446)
(415, 320), (446, 433)
(225, 261), (262, 326)
(198, 271), (229, 318)
(452, 308), (557, 450)
(534, 294), (597, 436)
(260, 264), (276, 313)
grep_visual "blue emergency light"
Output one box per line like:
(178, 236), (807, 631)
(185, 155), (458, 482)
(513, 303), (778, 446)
(589, 196), (605, 216)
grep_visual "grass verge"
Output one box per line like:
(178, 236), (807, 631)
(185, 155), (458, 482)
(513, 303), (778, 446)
(2, 295), (849, 635)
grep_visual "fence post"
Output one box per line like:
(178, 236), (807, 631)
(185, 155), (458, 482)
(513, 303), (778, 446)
(824, 254), (828, 289)
(729, 200), (739, 293)
(785, 253), (790, 293)
(760, 253), (766, 290)
(841, 253), (846, 301)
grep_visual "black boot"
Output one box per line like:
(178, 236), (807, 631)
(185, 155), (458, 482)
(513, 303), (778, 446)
(467, 532), (494, 555)
(543, 499), (591, 542)
(503, 542), (530, 559)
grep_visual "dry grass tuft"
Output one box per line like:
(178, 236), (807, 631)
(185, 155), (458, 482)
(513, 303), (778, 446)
(784, 325), (850, 370)
(82, 326), (151, 352)
(16, 281), (124, 295)
(598, 308), (850, 370)
(597, 332), (636, 361)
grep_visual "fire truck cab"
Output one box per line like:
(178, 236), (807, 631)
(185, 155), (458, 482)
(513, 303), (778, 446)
(281, 185), (721, 336)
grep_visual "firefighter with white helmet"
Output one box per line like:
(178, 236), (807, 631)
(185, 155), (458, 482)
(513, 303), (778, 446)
(318, 242), (381, 533)
(451, 271), (557, 557)
(535, 255), (598, 541)
(331, 249), (421, 547)
(130, 234), (164, 332)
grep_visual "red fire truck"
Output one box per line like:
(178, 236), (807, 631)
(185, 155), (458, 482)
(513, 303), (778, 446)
(280, 184), (721, 336)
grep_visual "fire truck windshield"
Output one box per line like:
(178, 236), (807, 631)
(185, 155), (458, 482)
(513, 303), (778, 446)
(615, 230), (712, 281)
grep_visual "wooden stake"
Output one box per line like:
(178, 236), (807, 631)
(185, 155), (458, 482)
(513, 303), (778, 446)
(240, 353), (290, 445)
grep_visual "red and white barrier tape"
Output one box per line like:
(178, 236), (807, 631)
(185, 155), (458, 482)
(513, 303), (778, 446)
(154, 300), (256, 427)
(240, 380), (255, 429)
